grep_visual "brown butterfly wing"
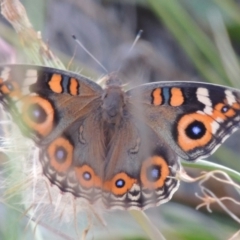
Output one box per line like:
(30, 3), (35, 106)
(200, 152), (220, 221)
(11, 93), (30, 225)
(40, 113), (180, 210)
(40, 111), (106, 204)
(0, 65), (105, 203)
(14, 69), (180, 210)
(128, 81), (240, 161)
(102, 118), (180, 210)
(0, 65), (103, 144)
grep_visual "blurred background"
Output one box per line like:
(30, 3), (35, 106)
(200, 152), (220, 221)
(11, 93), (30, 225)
(1, 0), (240, 239)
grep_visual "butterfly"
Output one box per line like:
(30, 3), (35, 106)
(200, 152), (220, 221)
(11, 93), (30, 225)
(0, 64), (240, 210)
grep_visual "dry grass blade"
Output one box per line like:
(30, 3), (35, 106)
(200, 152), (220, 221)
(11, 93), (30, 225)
(1, 0), (64, 67)
(180, 169), (240, 225)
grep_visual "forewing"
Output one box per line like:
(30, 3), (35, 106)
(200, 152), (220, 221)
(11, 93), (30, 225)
(127, 81), (240, 161)
(0, 64), (103, 145)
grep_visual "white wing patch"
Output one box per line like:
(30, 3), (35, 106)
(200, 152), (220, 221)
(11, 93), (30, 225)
(225, 90), (236, 106)
(0, 67), (11, 81)
(22, 69), (38, 95)
(210, 120), (220, 134)
(197, 88), (212, 114)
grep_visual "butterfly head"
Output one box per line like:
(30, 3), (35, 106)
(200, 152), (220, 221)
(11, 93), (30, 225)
(104, 72), (122, 87)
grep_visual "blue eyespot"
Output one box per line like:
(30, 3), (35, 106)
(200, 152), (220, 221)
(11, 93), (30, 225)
(28, 103), (47, 123)
(221, 105), (229, 113)
(146, 165), (160, 182)
(115, 179), (125, 188)
(151, 168), (159, 179)
(55, 146), (67, 163)
(83, 172), (91, 181)
(192, 126), (202, 135)
(185, 120), (206, 139)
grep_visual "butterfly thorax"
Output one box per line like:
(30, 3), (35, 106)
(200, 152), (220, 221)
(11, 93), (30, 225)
(101, 77), (127, 149)
(101, 76), (126, 126)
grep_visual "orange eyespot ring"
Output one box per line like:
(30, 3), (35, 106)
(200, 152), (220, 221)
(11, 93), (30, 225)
(75, 165), (102, 188)
(47, 137), (73, 173)
(212, 103), (236, 120)
(104, 173), (136, 196)
(21, 96), (54, 136)
(0, 81), (15, 94)
(177, 113), (213, 152)
(140, 155), (169, 189)
(0, 81), (21, 98)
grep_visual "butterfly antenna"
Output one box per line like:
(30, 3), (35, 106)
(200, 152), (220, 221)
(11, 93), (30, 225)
(67, 44), (77, 70)
(129, 30), (143, 55)
(72, 35), (108, 74)
(117, 29), (143, 73)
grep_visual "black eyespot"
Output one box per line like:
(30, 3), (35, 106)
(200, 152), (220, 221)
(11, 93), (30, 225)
(185, 120), (206, 139)
(83, 172), (91, 181)
(221, 105), (230, 113)
(146, 165), (161, 182)
(115, 179), (125, 188)
(55, 146), (67, 163)
(27, 103), (47, 123)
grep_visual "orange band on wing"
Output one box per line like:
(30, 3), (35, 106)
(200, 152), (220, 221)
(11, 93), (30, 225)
(48, 74), (62, 93)
(170, 88), (184, 107)
(69, 78), (79, 96)
(140, 155), (169, 189)
(152, 88), (162, 106)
